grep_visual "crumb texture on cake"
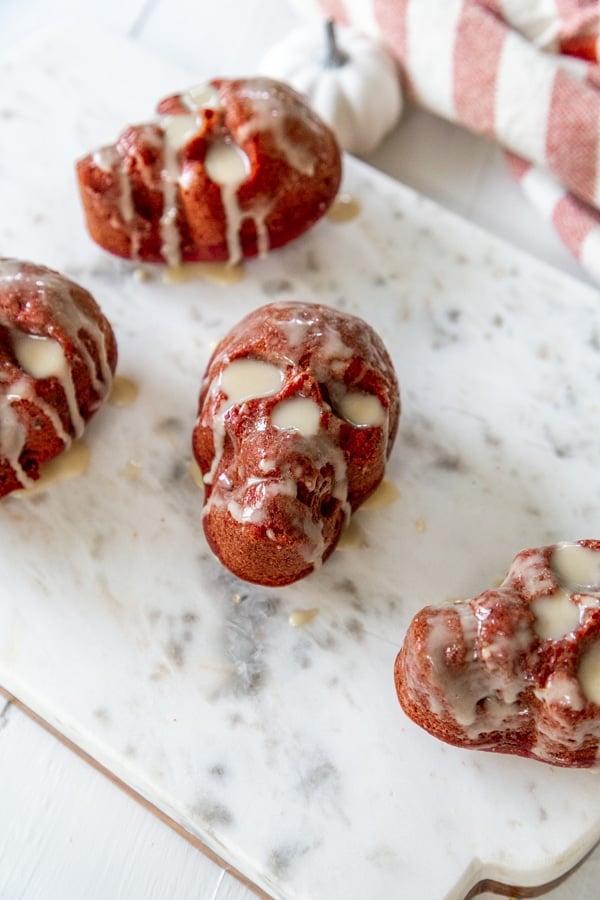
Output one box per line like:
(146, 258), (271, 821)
(76, 78), (342, 267)
(395, 540), (600, 767)
(193, 301), (400, 587)
(0, 258), (117, 497)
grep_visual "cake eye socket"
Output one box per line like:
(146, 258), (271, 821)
(271, 397), (321, 436)
(204, 139), (250, 188)
(325, 383), (386, 428)
(10, 331), (67, 380)
(218, 359), (284, 404)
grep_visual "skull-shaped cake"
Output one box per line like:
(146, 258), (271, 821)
(76, 78), (341, 267)
(395, 540), (600, 767)
(193, 301), (400, 587)
(0, 259), (117, 498)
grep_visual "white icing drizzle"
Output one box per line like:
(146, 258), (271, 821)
(204, 139), (252, 264)
(93, 146), (135, 250)
(297, 509), (327, 567)
(329, 441), (351, 519)
(159, 115), (195, 267)
(535, 670), (585, 711)
(277, 316), (309, 349)
(180, 83), (221, 113)
(184, 85), (261, 263)
(202, 355), (284, 488)
(251, 202), (272, 259)
(221, 184), (246, 266)
(0, 261), (113, 489)
(0, 379), (31, 488)
(225, 475), (296, 526)
(509, 547), (557, 599)
(236, 79), (317, 176)
(8, 376), (75, 444)
(423, 594), (531, 736)
(201, 398), (228, 488)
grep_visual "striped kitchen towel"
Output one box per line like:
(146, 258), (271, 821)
(297, 0), (600, 283)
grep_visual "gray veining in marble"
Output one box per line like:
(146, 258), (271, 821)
(0, 25), (600, 900)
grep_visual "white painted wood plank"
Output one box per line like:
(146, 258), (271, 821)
(0, 703), (254, 900)
(136, 0), (299, 77)
(0, 0), (147, 51)
(1, 699), (599, 899)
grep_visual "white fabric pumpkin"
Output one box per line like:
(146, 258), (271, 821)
(259, 21), (403, 157)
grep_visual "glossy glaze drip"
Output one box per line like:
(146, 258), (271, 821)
(236, 79), (317, 176)
(181, 83), (221, 111)
(327, 193), (361, 223)
(0, 380), (30, 488)
(159, 116), (197, 267)
(289, 608), (319, 628)
(13, 439), (90, 497)
(179, 84), (263, 264)
(424, 599), (529, 735)
(361, 479), (400, 510)
(93, 146), (136, 254)
(109, 375), (139, 408)
(162, 261), (245, 285)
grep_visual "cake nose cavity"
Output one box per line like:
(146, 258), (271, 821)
(531, 588), (581, 640)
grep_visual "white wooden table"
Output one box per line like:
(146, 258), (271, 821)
(0, 2), (598, 897)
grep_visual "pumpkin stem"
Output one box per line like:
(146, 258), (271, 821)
(324, 19), (348, 68)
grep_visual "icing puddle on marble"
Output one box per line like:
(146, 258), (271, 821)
(1, 26), (600, 900)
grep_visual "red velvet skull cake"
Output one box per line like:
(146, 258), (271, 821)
(0, 258), (117, 497)
(192, 301), (400, 587)
(395, 540), (600, 767)
(76, 78), (341, 266)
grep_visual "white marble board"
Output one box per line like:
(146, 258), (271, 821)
(1, 26), (600, 900)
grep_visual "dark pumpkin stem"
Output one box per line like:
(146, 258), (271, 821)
(324, 19), (348, 68)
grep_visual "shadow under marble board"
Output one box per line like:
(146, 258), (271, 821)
(1, 24), (600, 900)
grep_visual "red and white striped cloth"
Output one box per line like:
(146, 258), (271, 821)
(297, 0), (600, 283)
